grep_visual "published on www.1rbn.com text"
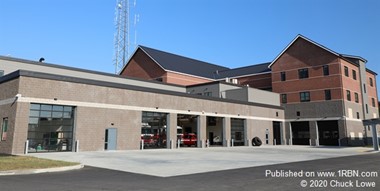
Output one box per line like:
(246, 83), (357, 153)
(265, 169), (378, 189)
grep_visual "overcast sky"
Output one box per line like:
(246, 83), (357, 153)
(1, 0), (379, 77)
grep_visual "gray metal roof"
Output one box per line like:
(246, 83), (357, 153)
(139, 45), (270, 79)
(139, 46), (229, 79)
(215, 62), (271, 79)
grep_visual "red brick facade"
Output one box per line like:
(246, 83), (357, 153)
(236, 73), (272, 90)
(271, 37), (345, 103)
(120, 49), (212, 86)
(120, 49), (166, 80)
(270, 37), (377, 109)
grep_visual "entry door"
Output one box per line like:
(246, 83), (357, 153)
(105, 128), (117, 150)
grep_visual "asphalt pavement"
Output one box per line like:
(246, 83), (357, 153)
(0, 151), (379, 191)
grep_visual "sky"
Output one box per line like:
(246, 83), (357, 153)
(0, 0), (379, 76)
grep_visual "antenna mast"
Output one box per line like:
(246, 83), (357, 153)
(113, 0), (139, 74)
(114, 0), (129, 74)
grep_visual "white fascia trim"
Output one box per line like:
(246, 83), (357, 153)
(268, 35), (340, 68)
(118, 46), (167, 75)
(165, 70), (216, 81)
(340, 54), (367, 63)
(285, 117), (362, 122)
(130, 47), (215, 81)
(117, 46), (141, 75)
(138, 46), (167, 72)
(0, 98), (17, 105)
(15, 97), (284, 122)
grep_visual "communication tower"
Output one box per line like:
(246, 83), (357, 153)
(114, 0), (138, 74)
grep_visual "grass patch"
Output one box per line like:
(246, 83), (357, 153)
(0, 154), (79, 171)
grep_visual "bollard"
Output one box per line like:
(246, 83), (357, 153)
(309, 139), (312, 146)
(25, 140), (29, 154)
(316, 139), (319, 147)
(274, 139), (276, 146)
(231, 139), (234, 147)
(141, 140), (144, 150)
(177, 139), (180, 149)
(206, 139), (209, 148)
(75, 140), (79, 152)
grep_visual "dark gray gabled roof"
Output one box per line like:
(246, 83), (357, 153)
(139, 46), (229, 79)
(215, 62), (271, 79)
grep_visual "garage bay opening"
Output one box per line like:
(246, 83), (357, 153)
(207, 117), (224, 147)
(231, 118), (245, 146)
(141, 111), (168, 149)
(177, 114), (198, 148)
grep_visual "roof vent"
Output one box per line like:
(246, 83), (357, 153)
(39, 57), (45, 62)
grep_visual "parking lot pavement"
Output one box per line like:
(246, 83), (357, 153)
(30, 145), (374, 177)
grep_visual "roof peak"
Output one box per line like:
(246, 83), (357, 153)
(269, 34), (367, 68)
(138, 45), (230, 70)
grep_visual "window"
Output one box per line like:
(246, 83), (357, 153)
(323, 65), (329, 76)
(354, 93), (359, 103)
(366, 104), (369, 113)
(344, 66), (349, 77)
(372, 98), (376, 107)
(352, 70), (357, 80)
(281, 94), (287, 103)
(298, 68), (309, 79)
(325, 90), (331, 100)
(370, 78), (373, 87)
(363, 84), (366, 93)
(296, 111), (301, 116)
(280, 72), (286, 81)
(1, 118), (8, 141)
(346, 90), (351, 101)
(0, 70), (4, 77)
(203, 92), (212, 97)
(300, 92), (310, 102)
(356, 112), (360, 119)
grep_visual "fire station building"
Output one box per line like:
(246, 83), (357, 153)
(0, 34), (378, 155)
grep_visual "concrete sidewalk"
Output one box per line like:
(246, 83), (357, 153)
(30, 145), (373, 177)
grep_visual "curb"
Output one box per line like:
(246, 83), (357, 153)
(0, 164), (84, 176)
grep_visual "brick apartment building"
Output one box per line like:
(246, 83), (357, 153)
(122, 34), (379, 146)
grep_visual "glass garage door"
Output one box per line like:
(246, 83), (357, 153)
(27, 103), (75, 153)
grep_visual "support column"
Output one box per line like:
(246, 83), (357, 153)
(371, 124), (379, 151)
(223, 117), (231, 147)
(167, 113), (177, 149)
(280, 121), (285, 145)
(289, 122), (293, 145)
(315, 121), (319, 146)
(309, 121), (318, 146)
(244, 119), (249, 146)
(244, 119), (254, 147)
(197, 115), (206, 148)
